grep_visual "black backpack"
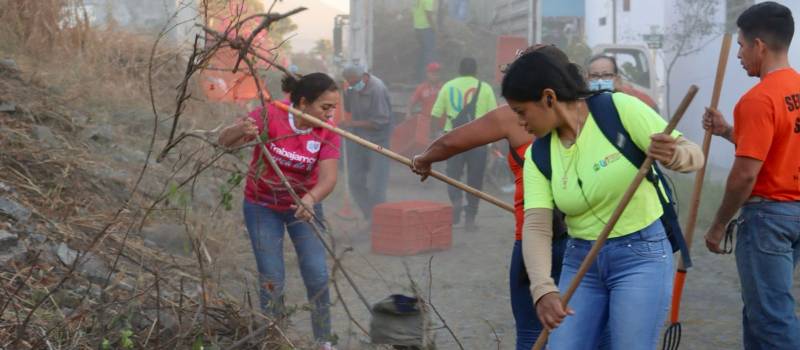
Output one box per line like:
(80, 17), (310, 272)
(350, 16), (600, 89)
(530, 93), (692, 268)
(450, 80), (482, 129)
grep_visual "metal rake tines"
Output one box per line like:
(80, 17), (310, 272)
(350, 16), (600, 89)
(662, 322), (682, 350)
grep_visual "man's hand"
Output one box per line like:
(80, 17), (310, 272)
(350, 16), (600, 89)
(239, 117), (259, 141)
(411, 155), (432, 181)
(535, 292), (574, 331)
(291, 194), (316, 221)
(648, 133), (677, 165)
(704, 222), (729, 254)
(703, 107), (733, 139)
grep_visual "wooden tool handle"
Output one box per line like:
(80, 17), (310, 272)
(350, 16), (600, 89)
(272, 101), (515, 213)
(679, 33), (732, 269)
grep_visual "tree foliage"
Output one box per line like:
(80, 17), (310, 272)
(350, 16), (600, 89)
(664, 0), (721, 115)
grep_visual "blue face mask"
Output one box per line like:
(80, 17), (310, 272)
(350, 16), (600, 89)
(589, 79), (615, 92)
(350, 80), (366, 92)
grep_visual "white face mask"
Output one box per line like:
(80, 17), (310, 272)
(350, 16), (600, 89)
(588, 79), (615, 92)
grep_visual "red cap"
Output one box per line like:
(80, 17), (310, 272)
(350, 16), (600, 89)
(426, 62), (441, 72)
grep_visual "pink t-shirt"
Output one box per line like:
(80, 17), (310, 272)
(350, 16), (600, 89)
(244, 102), (341, 210)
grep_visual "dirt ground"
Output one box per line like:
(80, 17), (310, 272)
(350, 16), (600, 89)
(219, 160), (800, 349)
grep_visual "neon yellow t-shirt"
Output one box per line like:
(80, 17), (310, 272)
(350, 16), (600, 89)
(430, 76), (498, 131)
(523, 93), (681, 240)
(413, 0), (435, 29)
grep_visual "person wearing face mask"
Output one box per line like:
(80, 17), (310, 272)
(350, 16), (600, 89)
(586, 55), (659, 112)
(503, 47), (703, 349)
(340, 64), (393, 224)
(218, 73), (341, 350)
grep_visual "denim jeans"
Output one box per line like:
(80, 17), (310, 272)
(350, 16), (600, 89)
(345, 138), (389, 221)
(242, 199), (331, 341)
(549, 220), (673, 349)
(415, 27), (436, 82)
(510, 237), (567, 350)
(735, 201), (800, 350)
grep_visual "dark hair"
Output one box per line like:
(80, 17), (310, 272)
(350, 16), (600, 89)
(281, 73), (339, 106)
(501, 47), (591, 103)
(459, 57), (477, 76)
(587, 55), (618, 74)
(737, 1), (794, 50)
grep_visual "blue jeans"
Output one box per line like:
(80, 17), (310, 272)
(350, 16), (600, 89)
(549, 220), (673, 349)
(415, 27), (436, 82)
(510, 238), (567, 350)
(345, 138), (389, 221)
(242, 199), (331, 341)
(735, 201), (800, 350)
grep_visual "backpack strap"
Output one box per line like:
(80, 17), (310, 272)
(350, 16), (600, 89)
(585, 93), (692, 268)
(508, 144), (526, 168)
(585, 93), (647, 170)
(525, 135), (568, 240)
(531, 133), (552, 180)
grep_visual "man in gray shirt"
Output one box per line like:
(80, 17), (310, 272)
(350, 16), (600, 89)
(341, 64), (393, 223)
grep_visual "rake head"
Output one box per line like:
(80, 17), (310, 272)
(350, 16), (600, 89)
(662, 322), (682, 350)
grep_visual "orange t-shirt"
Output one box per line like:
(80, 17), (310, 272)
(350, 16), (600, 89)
(508, 142), (532, 241)
(733, 68), (800, 201)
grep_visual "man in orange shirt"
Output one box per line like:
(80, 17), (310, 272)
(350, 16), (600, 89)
(703, 2), (800, 348)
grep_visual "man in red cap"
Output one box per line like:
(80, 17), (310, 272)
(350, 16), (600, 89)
(406, 62), (443, 122)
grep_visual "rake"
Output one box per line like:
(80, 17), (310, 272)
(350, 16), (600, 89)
(662, 32), (732, 350)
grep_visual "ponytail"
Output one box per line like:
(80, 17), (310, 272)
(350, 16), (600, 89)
(281, 72), (338, 106)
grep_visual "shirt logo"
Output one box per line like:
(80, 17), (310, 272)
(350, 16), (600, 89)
(306, 140), (321, 153)
(795, 117), (800, 133)
(593, 153), (622, 172)
(786, 94), (800, 112)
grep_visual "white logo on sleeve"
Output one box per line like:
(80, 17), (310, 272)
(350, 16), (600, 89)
(306, 140), (321, 153)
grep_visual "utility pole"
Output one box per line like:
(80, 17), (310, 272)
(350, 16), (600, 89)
(535, 0), (542, 43)
(612, 0), (617, 44)
(527, 0), (542, 45)
(348, 0), (373, 69)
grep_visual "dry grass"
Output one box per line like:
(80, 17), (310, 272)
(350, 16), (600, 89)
(0, 1), (300, 348)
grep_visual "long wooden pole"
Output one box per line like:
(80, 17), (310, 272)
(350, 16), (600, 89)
(667, 33), (732, 330)
(532, 85), (699, 350)
(272, 100), (515, 213)
(679, 33), (732, 268)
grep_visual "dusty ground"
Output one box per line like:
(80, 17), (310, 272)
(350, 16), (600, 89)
(220, 161), (800, 350)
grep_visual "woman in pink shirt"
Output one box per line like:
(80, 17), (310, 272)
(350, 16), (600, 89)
(219, 73), (340, 348)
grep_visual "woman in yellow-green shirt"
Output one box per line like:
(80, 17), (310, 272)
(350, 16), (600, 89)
(501, 48), (704, 349)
